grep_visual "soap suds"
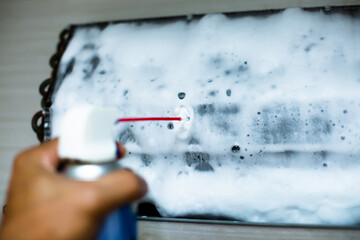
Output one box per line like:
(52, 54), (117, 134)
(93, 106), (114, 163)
(51, 8), (360, 225)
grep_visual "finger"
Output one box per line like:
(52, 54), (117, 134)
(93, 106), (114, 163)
(116, 142), (127, 160)
(92, 169), (147, 213)
(16, 138), (60, 172)
(37, 138), (60, 169)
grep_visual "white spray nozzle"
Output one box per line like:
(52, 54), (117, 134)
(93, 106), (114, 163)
(59, 106), (118, 163)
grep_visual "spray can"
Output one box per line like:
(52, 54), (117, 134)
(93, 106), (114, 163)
(58, 106), (138, 240)
(60, 161), (137, 240)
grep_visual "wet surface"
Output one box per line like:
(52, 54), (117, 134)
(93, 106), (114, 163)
(51, 8), (360, 225)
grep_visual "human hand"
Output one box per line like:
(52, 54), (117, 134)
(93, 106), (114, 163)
(0, 139), (147, 240)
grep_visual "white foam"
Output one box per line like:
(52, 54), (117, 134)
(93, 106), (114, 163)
(51, 8), (360, 225)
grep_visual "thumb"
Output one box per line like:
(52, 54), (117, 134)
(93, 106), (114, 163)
(91, 169), (147, 213)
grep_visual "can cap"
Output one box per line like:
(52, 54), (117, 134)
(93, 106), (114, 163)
(59, 105), (118, 163)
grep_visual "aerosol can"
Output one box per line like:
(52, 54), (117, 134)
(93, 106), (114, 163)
(58, 106), (137, 240)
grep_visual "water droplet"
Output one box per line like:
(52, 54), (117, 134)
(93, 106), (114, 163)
(343, 109), (348, 114)
(341, 136), (345, 140)
(224, 70), (231, 75)
(231, 145), (240, 153)
(209, 90), (217, 96)
(178, 92), (186, 100)
(226, 89), (231, 97)
(167, 123), (174, 130)
(240, 156), (245, 159)
(257, 112), (261, 115)
(323, 163), (327, 167)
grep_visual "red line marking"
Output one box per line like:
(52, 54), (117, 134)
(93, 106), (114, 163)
(117, 117), (182, 123)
